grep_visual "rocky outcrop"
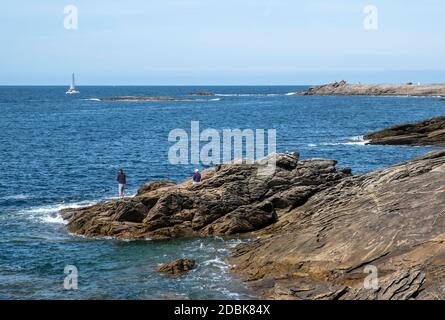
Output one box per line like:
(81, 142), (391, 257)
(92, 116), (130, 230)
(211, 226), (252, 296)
(364, 116), (445, 147)
(296, 81), (445, 96)
(156, 259), (196, 275)
(98, 96), (193, 101)
(62, 153), (351, 240)
(229, 150), (445, 300)
(60, 144), (445, 299)
(188, 90), (215, 96)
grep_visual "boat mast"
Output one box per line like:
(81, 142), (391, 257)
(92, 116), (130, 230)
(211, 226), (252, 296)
(71, 73), (76, 89)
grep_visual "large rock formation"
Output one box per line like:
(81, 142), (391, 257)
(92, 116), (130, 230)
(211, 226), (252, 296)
(295, 81), (445, 96)
(61, 147), (445, 299)
(364, 116), (445, 147)
(229, 150), (445, 300)
(62, 153), (351, 239)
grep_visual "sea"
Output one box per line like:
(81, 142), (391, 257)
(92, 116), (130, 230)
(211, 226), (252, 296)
(0, 85), (443, 299)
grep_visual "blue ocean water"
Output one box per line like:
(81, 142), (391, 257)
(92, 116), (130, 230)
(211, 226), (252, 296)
(0, 86), (443, 299)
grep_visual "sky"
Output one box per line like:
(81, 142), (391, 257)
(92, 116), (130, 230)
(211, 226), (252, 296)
(1, 0), (445, 85)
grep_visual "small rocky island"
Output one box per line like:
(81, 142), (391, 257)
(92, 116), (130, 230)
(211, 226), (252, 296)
(61, 146), (445, 300)
(365, 116), (445, 147)
(98, 96), (193, 101)
(188, 90), (215, 96)
(295, 80), (445, 96)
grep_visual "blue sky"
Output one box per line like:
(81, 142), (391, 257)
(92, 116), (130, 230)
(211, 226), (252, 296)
(1, 0), (445, 85)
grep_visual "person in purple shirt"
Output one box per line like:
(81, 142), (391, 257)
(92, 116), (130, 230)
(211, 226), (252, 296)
(192, 169), (201, 185)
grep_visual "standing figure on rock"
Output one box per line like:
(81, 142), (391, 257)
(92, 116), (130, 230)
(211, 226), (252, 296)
(117, 169), (126, 198)
(192, 169), (201, 185)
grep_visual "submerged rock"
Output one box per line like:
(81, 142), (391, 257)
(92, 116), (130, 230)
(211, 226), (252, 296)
(188, 90), (215, 96)
(62, 152), (351, 239)
(229, 150), (445, 300)
(364, 116), (445, 147)
(98, 96), (193, 101)
(156, 259), (196, 275)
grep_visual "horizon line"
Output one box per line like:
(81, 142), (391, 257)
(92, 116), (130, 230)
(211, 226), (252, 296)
(1, 81), (445, 87)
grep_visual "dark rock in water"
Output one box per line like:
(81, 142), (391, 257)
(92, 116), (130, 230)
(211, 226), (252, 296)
(62, 152), (351, 239)
(229, 150), (445, 300)
(98, 96), (193, 101)
(188, 90), (215, 96)
(294, 81), (445, 96)
(364, 116), (445, 147)
(156, 259), (196, 275)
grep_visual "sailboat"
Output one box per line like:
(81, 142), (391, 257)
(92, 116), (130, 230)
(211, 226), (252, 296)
(66, 73), (80, 94)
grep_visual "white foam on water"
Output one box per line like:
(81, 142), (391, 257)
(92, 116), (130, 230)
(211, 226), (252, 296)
(202, 256), (229, 269)
(41, 215), (67, 224)
(227, 238), (244, 248)
(0, 194), (30, 200)
(343, 135), (370, 146)
(19, 200), (99, 225)
(307, 136), (370, 147)
(193, 98), (222, 102)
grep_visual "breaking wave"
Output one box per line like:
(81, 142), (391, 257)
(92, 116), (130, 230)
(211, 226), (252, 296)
(307, 136), (370, 147)
(18, 200), (99, 225)
(0, 194), (30, 201)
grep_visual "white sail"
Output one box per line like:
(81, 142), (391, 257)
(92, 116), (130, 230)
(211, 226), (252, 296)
(66, 73), (79, 94)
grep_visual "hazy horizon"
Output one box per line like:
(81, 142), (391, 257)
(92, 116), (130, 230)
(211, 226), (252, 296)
(2, 0), (445, 85)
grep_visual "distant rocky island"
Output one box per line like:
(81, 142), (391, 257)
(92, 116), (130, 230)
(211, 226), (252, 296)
(188, 90), (215, 96)
(365, 116), (445, 147)
(294, 80), (445, 97)
(98, 96), (193, 101)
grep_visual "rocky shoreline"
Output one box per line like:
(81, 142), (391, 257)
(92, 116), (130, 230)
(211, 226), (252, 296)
(229, 149), (445, 299)
(60, 115), (445, 299)
(364, 116), (445, 147)
(294, 80), (445, 97)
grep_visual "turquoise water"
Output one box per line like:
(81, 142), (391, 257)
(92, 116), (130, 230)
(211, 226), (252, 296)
(0, 86), (443, 299)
